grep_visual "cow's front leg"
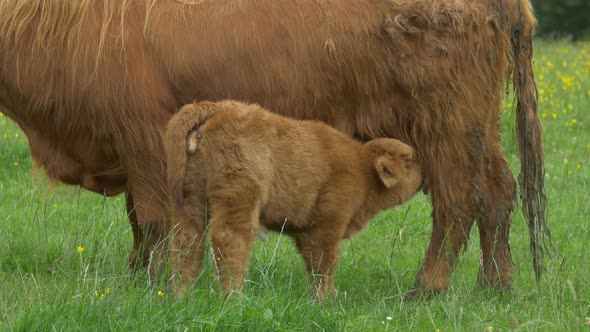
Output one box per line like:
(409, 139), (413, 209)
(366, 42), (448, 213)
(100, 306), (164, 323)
(126, 158), (170, 281)
(125, 192), (148, 273)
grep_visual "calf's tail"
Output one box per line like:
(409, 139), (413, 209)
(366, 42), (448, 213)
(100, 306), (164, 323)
(164, 102), (216, 210)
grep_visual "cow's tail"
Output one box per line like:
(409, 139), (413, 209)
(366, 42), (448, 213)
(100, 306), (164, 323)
(511, 0), (553, 283)
(164, 102), (216, 211)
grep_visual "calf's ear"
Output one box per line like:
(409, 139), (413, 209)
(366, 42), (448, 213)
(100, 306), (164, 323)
(374, 151), (414, 189)
(374, 155), (400, 188)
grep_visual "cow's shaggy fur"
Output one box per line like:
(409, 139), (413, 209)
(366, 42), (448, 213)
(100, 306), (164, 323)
(0, 0), (550, 293)
(164, 100), (422, 298)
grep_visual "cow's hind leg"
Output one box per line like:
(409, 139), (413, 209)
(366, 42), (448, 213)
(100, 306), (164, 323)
(411, 130), (515, 296)
(412, 191), (476, 296)
(410, 131), (485, 297)
(476, 148), (516, 290)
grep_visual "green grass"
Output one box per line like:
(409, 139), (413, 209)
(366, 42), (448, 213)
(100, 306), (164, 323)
(1, 40), (589, 331)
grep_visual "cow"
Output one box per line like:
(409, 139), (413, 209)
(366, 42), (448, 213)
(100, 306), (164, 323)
(0, 0), (550, 295)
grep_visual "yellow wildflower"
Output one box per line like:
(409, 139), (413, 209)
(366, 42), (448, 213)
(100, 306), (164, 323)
(563, 159), (569, 165)
(577, 164), (582, 169)
(13, 161), (18, 167)
(158, 290), (164, 297)
(105, 288), (111, 294)
(77, 246), (85, 253)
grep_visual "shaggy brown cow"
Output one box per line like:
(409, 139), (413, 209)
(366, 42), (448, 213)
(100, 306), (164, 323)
(0, 0), (550, 294)
(164, 100), (422, 298)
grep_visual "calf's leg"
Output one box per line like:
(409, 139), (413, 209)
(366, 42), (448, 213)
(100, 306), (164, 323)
(209, 184), (261, 295)
(295, 229), (342, 300)
(170, 158), (209, 294)
(294, 198), (350, 300)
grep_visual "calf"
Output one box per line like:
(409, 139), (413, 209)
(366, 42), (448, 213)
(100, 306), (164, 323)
(164, 101), (422, 298)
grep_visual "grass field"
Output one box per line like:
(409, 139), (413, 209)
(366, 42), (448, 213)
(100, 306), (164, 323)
(0, 40), (588, 331)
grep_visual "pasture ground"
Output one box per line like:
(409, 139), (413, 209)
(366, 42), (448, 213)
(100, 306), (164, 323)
(0, 40), (588, 331)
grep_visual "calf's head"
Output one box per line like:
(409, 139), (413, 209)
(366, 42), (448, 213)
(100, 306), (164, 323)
(363, 138), (422, 208)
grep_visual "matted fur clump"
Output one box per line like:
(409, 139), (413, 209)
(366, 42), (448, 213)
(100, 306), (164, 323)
(0, 0), (550, 293)
(164, 100), (422, 298)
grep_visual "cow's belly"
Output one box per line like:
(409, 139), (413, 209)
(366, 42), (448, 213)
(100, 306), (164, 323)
(6, 110), (127, 196)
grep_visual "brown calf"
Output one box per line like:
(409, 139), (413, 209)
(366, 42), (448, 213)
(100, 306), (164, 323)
(164, 101), (422, 298)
